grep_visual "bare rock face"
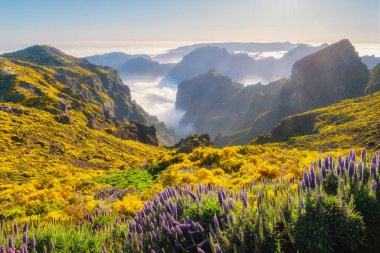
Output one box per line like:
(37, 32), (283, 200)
(112, 121), (159, 146)
(275, 39), (369, 115)
(174, 134), (213, 154)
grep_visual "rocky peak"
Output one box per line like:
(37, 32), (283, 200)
(276, 39), (369, 114)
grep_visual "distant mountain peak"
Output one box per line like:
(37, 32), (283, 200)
(2, 44), (78, 66)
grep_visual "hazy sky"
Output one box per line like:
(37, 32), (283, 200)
(0, 0), (379, 44)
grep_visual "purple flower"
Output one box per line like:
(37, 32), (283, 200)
(348, 160), (355, 178)
(197, 247), (206, 253)
(214, 243), (223, 253)
(22, 232), (27, 245)
(227, 214), (233, 226)
(321, 165), (327, 179)
(371, 154), (377, 165)
(324, 157), (329, 171)
(300, 199), (305, 209)
(317, 157), (322, 168)
(361, 147), (367, 163)
(227, 198), (234, 210)
(30, 236), (36, 249)
(303, 170), (309, 187)
(23, 222), (28, 233)
(371, 163), (377, 177)
(13, 222), (19, 234)
(213, 216), (220, 229)
(358, 160), (363, 181)
(371, 180), (377, 192)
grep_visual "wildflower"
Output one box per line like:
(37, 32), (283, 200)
(348, 160), (355, 177)
(361, 147), (367, 163)
(213, 216), (220, 229)
(371, 180), (377, 192)
(358, 160), (363, 181)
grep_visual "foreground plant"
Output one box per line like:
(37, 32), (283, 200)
(1, 148), (379, 253)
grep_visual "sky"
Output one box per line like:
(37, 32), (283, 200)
(0, 0), (379, 47)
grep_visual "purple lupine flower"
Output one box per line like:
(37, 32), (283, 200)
(22, 243), (27, 253)
(349, 149), (353, 159)
(358, 160), (363, 181)
(0, 245), (5, 253)
(30, 236), (36, 250)
(209, 227), (217, 238)
(337, 166), (342, 176)
(316, 174), (321, 185)
(222, 202), (229, 214)
(227, 214), (233, 226)
(345, 156), (350, 170)
(309, 174), (315, 189)
(361, 148), (367, 163)
(175, 225), (183, 238)
(371, 163), (377, 177)
(9, 237), (14, 250)
(338, 155), (344, 169)
(317, 157), (322, 169)
(197, 239), (209, 248)
(329, 154), (333, 169)
(187, 190), (198, 202)
(22, 232), (27, 245)
(197, 247), (206, 253)
(227, 198), (234, 210)
(217, 191), (224, 206)
(321, 165), (327, 179)
(324, 157), (329, 171)
(301, 180), (306, 191)
(371, 154), (377, 165)
(300, 199), (305, 209)
(214, 243), (223, 253)
(303, 170), (309, 187)
(241, 195), (248, 208)
(371, 180), (377, 192)
(213, 215), (220, 229)
(348, 160), (355, 178)
(13, 222), (19, 234)
(23, 222), (28, 233)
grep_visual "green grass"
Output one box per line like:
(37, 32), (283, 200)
(96, 168), (154, 191)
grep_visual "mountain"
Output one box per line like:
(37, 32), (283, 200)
(365, 63), (380, 94)
(175, 71), (285, 139)
(118, 57), (175, 82)
(86, 52), (150, 69)
(176, 71), (243, 132)
(215, 39), (370, 146)
(255, 90), (380, 150)
(153, 41), (300, 63)
(361, 55), (380, 70)
(1, 45), (159, 145)
(161, 43), (327, 87)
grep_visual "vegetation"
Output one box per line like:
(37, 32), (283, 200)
(255, 91), (380, 151)
(1, 149), (380, 253)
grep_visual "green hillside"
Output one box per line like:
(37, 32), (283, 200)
(255, 91), (380, 150)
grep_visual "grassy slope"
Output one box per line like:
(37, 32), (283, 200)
(0, 103), (166, 219)
(255, 91), (380, 150)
